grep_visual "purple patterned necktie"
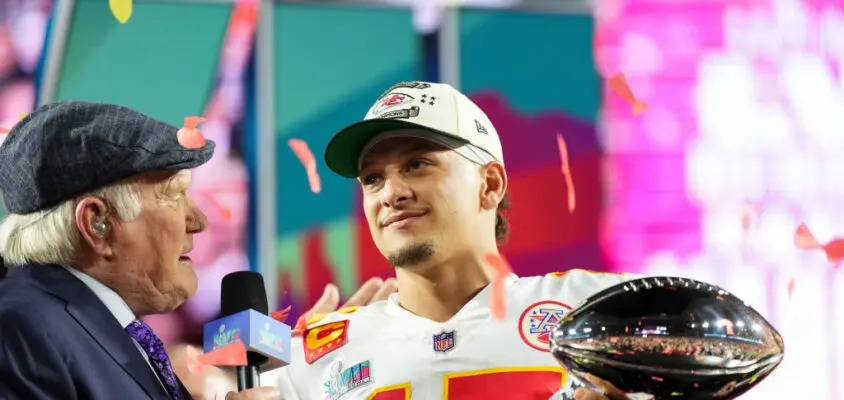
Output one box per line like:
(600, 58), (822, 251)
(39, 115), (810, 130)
(126, 320), (184, 400)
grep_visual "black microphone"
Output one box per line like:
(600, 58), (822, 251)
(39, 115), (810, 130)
(220, 271), (270, 391)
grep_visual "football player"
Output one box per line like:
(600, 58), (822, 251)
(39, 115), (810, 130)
(269, 82), (649, 400)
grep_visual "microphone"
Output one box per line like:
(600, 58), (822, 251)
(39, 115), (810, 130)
(203, 271), (292, 391)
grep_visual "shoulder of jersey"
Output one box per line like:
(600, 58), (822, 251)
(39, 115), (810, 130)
(514, 268), (643, 295)
(293, 301), (388, 365)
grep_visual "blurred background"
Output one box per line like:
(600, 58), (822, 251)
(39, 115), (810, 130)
(0, 0), (842, 398)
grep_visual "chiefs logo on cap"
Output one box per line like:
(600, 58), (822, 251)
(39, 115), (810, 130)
(370, 92), (414, 117)
(303, 320), (350, 364)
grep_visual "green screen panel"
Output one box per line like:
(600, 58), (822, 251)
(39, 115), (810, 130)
(54, 0), (231, 125)
(273, 2), (419, 293)
(273, 3), (418, 233)
(458, 8), (599, 120)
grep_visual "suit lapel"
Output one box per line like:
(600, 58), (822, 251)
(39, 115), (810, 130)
(21, 265), (170, 398)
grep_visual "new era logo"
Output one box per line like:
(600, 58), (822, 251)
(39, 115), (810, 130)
(475, 120), (488, 134)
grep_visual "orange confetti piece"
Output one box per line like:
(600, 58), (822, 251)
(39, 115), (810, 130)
(288, 139), (321, 194)
(292, 314), (308, 337)
(794, 223), (844, 265)
(787, 278), (796, 300)
(109, 0), (133, 24)
(483, 253), (514, 320)
(185, 346), (207, 375)
(197, 190), (231, 222)
(197, 342), (247, 367)
(177, 116), (207, 149)
(794, 223), (821, 249)
(0, 127), (9, 134)
(608, 73), (647, 115)
(741, 202), (758, 262)
(741, 202), (758, 232)
(555, 134), (576, 213)
(270, 305), (292, 324)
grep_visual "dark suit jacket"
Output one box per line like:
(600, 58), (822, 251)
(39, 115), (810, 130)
(0, 264), (192, 399)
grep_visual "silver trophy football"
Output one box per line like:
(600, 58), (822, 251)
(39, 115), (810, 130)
(550, 277), (784, 399)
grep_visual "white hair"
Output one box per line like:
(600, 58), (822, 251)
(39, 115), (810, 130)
(0, 182), (142, 266)
(0, 170), (192, 266)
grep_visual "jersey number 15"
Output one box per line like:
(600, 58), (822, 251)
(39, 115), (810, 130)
(367, 366), (567, 400)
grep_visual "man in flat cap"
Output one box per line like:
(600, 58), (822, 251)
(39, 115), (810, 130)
(0, 101), (279, 400)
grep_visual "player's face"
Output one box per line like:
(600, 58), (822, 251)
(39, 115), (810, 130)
(358, 135), (483, 268)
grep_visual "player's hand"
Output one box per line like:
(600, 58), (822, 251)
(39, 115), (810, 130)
(306, 277), (397, 318)
(224, 387), (282, 400)
(573, 374), (630, 400)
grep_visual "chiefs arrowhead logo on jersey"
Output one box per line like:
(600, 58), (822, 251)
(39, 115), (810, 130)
(518, 300), (572, 352)
(303, 320), (350, 364)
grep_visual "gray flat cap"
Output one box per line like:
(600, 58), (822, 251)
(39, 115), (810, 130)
(0, 100), (215, 214)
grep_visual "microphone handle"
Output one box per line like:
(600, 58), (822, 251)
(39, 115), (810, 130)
(236, 365), (261, 390)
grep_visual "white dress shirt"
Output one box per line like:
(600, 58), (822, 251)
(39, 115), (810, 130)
(62, 265), (167, 390)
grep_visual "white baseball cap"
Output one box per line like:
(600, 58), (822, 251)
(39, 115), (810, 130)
(324, 81), (504, 178)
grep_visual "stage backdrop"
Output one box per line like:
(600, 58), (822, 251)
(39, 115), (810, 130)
(271, 2), (420, 313)
(598, 0), (843, 398)
(270, 4), (604, 324)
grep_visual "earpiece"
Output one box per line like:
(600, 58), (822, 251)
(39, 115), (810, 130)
(92, 218), (108, 236)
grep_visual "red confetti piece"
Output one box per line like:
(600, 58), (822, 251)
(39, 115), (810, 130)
(608, 73), (647, 115)
(288, 139), (321, 194)
(185, 346), (207, 375)
(483, 253), (514, 320)
(0, 127), (9, 134)
(555, 133), (576, 213)
(270, 305), (292, 324)
(177, 116), (207, 149)
(197, 342), (247, 367)
(794, 223), (844, 265)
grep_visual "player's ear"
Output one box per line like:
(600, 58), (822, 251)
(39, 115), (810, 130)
(479, 161), (507, 211)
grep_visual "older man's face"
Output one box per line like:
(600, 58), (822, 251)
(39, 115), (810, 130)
(113, 170), (207, 315)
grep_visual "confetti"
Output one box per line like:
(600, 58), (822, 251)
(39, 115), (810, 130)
(292, 314), (308, 337)
(288, 139), (321, 194)
(109, 0), (133, 24)
(0, 128), (8, 134)
(794, 223), (844, 265)
(483, 253), (514, 320)
(741, 202), (759, 262)
(270, 305), (292, 324)
(555, 133), (576, 213)
(787, 278), (796, 300)
(18, 113), (27, 120)
(197, 190), (231, 222)
(185, 346), (207, 375)
(197, 342), (247, 367)
(607, 73), (647, 115)
(177, 116), (207, 149)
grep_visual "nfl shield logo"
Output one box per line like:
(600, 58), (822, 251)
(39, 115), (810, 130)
(433, 331), (455, 353)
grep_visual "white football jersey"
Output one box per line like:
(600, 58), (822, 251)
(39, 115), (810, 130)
(266, 269), (643, 400)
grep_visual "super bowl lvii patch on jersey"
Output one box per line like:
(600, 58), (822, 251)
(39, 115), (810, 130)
(322, 359), (372, 400)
